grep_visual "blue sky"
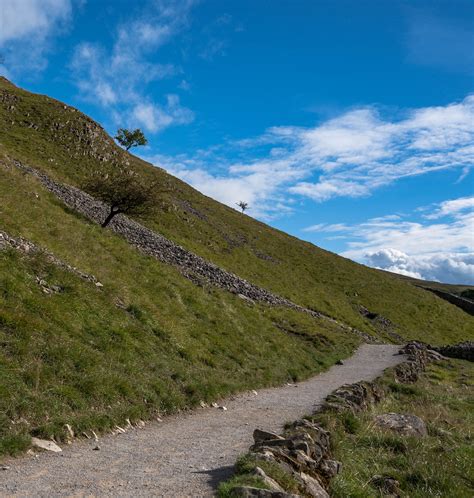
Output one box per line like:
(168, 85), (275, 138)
(1, 0), (473, 283)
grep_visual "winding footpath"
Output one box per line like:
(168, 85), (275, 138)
(0, 344), (404, 497)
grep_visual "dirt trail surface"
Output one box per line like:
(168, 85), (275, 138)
(1, 345), (403, 497)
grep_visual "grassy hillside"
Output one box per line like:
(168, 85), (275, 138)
(0, 77), (472, 456)
(0, 162), (357, 456)
(0, 77), (472, 342)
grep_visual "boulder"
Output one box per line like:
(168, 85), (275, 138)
(374, 413), (427, 437)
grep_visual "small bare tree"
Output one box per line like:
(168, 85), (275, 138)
(83, 168), (157, 227)
(236, 201), (249, 213)
(115, 128), (148, 151)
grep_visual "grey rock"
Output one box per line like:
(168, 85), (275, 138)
(253, 429), (284, 444)
(319, 459), (341, 478)
(299, 472), (329, 497)
(31, 438), (62, 453)
(374, 413), (427, 437)
(252, 467), (285, 492)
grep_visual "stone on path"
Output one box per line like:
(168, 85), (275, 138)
(31, 438), (62, 453)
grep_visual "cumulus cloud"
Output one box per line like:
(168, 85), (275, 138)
(365, 249), (474, 284)
(303, 197), (474, 284)
(70, 0), (195, 133)
(0, 0), (72, 74)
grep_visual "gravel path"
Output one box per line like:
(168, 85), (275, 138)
(1, 344), (403, 497)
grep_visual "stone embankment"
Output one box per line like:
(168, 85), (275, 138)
(228, 342), (439, 497)
(431, 341), (474, 362)
(9, 159), (375, 343)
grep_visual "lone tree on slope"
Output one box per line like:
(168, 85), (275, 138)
(237, 201), (249, 213)
(115, 128), (148, 151)
(83, 167), (156, 227)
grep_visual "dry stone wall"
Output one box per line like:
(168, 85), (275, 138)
(10, 159), (376, 343)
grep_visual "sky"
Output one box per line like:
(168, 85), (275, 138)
(1, 0), (473, 284)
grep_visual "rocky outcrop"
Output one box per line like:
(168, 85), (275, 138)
(8, 159), (376, 343)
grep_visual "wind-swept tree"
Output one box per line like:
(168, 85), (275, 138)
(237, 201), (249, 213)
(115, 128), (148, 151)
(83, 167), (156, 227)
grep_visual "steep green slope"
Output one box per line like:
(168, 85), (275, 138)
(0, 76), (472, 342)
(0, 162), (357, 456)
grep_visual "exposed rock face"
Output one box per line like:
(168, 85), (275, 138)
(374, 413), (427, 437)
(8, 159), (376, 343)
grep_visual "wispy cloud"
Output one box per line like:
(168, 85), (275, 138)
(302, 197), (474, 284)
(70, 0), (196, 133)
(0, 0), (72, 75)
(152, 96), (474, 218)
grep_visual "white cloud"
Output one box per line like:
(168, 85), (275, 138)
(0, 0), (71, 45)
(0, 0), (72, 74)
(365, 249), (474, 285)
(152, 95), (474, 217)
(425, 196), (474, 219)
(132, 96), (194, 133)
(302, 197), (474, 284)
(70, 0), (196, 133)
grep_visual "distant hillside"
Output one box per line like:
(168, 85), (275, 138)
(0, 77), (472, 456)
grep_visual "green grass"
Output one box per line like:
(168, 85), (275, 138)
(312, 360), (474, 497)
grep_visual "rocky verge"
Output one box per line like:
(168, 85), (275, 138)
(224, 343), (441, 497)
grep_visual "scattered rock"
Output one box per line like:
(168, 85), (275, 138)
(95, 282), (104, 288)
(218, 406), (227, 411)
(336, 360), (344, 365)
(199, 400), (208, 408)
(1, 465), (10, 471)
(93, 445), (101, 451)
(374, 413), (427, 437)
(370, 475), (401, 496)
(31, 437), (62, 453)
